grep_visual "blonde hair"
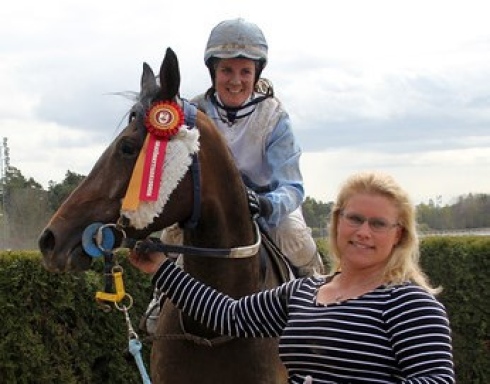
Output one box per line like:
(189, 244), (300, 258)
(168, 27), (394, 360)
(328, 171), (441, 295)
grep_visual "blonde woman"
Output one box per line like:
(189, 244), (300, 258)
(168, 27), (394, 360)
(131, 171), (455, 383)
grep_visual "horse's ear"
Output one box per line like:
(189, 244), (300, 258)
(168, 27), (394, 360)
(141, 62), (158, 100)
(158, 47), (181, 100)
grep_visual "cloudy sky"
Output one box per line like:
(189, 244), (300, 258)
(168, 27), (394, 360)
(1, 0), (489, 205)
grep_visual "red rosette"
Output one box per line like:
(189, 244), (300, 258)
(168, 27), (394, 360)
(145, 101), (184, 138)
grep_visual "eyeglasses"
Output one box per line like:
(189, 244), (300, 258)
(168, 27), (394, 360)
(339, 211), (400, 233)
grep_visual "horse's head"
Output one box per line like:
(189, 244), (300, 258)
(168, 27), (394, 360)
(39, 48), (201, 272)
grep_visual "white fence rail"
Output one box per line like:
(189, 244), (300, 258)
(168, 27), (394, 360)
(419, 228), (490, 237)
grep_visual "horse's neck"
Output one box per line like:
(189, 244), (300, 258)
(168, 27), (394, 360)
(180, 113), (261, 291)
(183, 253), (260, 293)
(182, 216), (261, 294)
(182, 146), (260, 291)
(192, 114), (256, 248)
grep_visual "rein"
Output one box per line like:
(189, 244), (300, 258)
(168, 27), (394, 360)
(181, 152), (200, 229)
(120, 221), (261, 259)
(179, 100), (201, 229)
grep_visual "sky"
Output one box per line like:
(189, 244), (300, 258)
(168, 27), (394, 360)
(1, 0), (489, 205)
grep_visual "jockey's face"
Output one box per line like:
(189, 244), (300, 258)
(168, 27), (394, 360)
(214, 58), (256, 108)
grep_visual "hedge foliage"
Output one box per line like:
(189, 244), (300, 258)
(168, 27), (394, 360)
(0, 251), (153, 383)
(0, 237), (489, 383)
(420, 236), (490, 384)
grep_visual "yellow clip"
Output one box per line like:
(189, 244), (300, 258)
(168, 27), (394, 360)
(96, 270), (126, 303)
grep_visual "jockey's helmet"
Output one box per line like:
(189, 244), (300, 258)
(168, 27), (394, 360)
(204, 18), (268, 82)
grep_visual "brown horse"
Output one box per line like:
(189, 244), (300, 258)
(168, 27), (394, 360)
(38, 48), (288, 383)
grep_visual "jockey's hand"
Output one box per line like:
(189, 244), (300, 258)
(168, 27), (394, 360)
(303, 376), (313, 384)
(129, 239), (167, 275)
(246, 188), (273, 219)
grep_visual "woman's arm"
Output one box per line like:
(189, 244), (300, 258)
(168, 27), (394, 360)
(149, 258), (296, 337)
(385, 285), (455, 383)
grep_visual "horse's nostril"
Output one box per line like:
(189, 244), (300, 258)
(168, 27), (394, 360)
(38, 228), (55, 255)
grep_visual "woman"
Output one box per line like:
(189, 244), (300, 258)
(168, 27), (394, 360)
(131, 171), (455, 383)
(164, 18), (323, 277)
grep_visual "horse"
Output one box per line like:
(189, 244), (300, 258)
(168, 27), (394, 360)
(38, 47), (289, 384)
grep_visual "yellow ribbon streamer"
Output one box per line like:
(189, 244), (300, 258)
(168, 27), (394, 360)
(122, 135), (150, 211)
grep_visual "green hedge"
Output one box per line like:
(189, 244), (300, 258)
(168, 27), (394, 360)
(0, 251), (153, 384)
(420, 236), (490, 384)
(0, 237), (489, 383)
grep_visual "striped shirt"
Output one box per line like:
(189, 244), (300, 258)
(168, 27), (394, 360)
(153, 260), (455, 383)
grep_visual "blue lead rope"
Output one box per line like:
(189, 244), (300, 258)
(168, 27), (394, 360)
(120, 303), (152, 384)
(128, 338), (151, 384)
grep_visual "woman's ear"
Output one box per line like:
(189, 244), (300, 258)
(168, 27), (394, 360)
(393, 226), (404, 247)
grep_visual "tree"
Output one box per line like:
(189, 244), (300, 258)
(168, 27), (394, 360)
(48, 171), (86, 211)
(1, 166), (48, 249)
(2, 159), (489, 249)
(302, 197), (333, 238)
(416, 193), (490, 231)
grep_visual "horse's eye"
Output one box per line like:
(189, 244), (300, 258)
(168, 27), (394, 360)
(128, 111), (137, 123)
(119, 138), (138, 157)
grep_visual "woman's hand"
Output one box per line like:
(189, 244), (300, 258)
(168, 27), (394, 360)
(128, 239), (167, 275)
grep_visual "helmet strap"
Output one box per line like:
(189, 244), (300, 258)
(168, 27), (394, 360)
(211, 92), (271, 125)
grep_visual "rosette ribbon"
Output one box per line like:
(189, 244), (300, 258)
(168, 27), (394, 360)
(122, 101), (184, 211)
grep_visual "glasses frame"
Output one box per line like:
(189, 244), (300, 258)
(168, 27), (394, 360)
(339, 210), (400, 233)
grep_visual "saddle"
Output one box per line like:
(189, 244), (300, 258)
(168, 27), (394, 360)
(257, 223), (296, 285)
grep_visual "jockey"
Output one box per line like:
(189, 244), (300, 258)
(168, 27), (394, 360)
(191, 18), (324, 277)
(142, 18), (324, 335)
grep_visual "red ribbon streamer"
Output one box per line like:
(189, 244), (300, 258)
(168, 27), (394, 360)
(139, 135), (168, 201)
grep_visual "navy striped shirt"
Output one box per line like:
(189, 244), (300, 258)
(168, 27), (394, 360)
(153, 260), (455, 383)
